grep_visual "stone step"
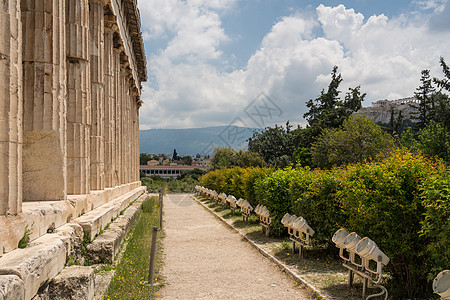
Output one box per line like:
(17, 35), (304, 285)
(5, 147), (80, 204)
(0, 232), (73, 300)
(75, 186), (146, 241)
(0, 188), (147, 300)
(35, 266), (95, 300)
(86, 197), (145, 264)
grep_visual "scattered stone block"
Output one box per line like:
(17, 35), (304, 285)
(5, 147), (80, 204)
(0, 275), (25, 300)
(0, 235), (66, 300)
(46, 266), (94, 300)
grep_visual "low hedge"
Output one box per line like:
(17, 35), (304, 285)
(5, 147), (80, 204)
(254, 168), (300, 236)
(290, 168), (346, 250)
(339, 150), (445, 297)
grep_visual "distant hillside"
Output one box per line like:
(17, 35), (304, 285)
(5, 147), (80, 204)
(139, 126), (259, 155)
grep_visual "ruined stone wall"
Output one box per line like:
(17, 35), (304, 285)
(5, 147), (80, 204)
(0, 0), (146, 242)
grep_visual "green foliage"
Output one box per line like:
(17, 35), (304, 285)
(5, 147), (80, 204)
(248, 123), (295, 168)
(105, 196), (163, 299)
(200, 166), (273, 207)
(141, 176), (197, 193)
(206, 147), (263, 171)
(434, 56), (450, 92)
(199, 169), (223, 192)
(140, 153), (158, 165)
(254, 168), (300, 236)
(420, 171), (450, 280)
(303, 66), (366, 146)
(290, 168), (346, 249)
(181, 155), (193, 165)
(172, 149), (178, 161)
(177, 168), (205, 181)
(311, 115), (395, 168)
(402, 122), (450, 163)
(411, 69), (436, 129)
(339, 150), (442, 298)
(241, 167), (273, 207)
(18, 224), (33, 248)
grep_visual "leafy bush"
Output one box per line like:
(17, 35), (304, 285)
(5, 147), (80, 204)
(254, 168), (300, 236)
(420, 170), (450, 280)
(199, 169), (224, 192)
(290, 168), (346, 250)
(241, 167), (273, 207)
(339, 150), (442, 298)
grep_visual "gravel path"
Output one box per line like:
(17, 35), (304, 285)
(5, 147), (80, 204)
(157, 194), (312, 300)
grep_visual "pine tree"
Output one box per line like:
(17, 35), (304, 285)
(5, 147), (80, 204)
(172, 149), (178, 161)
(302, 66), (365, 146)
(411, 69), (435, 130)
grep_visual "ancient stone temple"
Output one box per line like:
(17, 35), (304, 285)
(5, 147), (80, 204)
(0, 0), (146, 299)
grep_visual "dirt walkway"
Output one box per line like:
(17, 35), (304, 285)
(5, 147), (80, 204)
(157, 194), (312, 300)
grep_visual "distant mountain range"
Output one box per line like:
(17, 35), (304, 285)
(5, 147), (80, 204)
(139, 126), (259, 156)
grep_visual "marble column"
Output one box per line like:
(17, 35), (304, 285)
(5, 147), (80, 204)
(113, 49), (122, 185)
(104, 21), (115, 188)
(21, 0), (67, 201)
(89, 0), (104, 190)
(66, 0), (90, 195)
(133, 99), (139, 182)
(0, 0), (22, 215)
(119, 67), (126, 184)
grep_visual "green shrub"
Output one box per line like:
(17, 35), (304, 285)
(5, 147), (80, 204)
(420, 170), (450, 280)
(255, 168), (300, 236)
(199, 169), (224, 192)
(339, 150), (441, 298)
(242, 167), (273, 207)
(290, 168), (346, 250)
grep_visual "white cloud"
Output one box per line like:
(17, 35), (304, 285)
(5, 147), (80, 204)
(138, 2), (450, 129)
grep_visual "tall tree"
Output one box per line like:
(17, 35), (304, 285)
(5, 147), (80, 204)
(433, 57), (450, 129)
(302, 66), (365, 146)
(172, 149), (178, 161)
(434, 57), (450, 92)
(411, 69), (436, 130)
(248, 123), (295, 168)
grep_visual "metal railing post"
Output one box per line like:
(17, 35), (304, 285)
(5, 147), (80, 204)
(148, 226), (159, 299)
(159, 192), (163, 229)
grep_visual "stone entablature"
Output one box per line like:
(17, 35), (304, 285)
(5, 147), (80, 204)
(0, 0), (146, 257)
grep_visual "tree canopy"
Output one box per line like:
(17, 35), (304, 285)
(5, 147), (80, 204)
(248, 123), (295, 168)
(206, 147), (264, 171)
(302, 66), (366, 146)
(311, 115), (395, 168)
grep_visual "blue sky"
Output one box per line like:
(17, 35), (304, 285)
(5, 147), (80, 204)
(137, 0), (450, 130)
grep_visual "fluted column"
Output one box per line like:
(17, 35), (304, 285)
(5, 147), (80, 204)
(133, 99), (139, 181)
(0, 0), (22, 215)
(22, 0), (67, 201)
(114, 49), (122, 185)
(120, 67), (126, 184)
(66, 0), (90, 195)
(89, 0), (104, 190)
(124, 84), (129, 184)
(104, 21), (115, 188)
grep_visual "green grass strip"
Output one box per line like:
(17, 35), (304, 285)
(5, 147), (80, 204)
(103, 196), (163, 300)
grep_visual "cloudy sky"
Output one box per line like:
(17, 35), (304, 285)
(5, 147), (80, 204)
(137, 0), (450, 130)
